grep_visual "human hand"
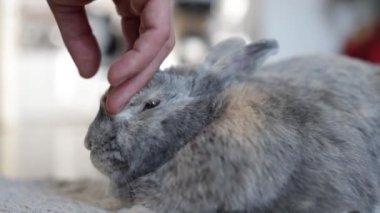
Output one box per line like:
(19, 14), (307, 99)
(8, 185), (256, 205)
(48, 0), (175, 114)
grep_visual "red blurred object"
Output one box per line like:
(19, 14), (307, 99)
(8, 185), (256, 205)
(344, 18), (380, 64)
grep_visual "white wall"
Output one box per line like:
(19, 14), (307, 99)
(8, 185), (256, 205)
(0, 0), (20, 175)
(0, 0), (107, 179)
(250, 0), (375, 61)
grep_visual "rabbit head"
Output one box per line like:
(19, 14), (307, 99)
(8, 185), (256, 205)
(85, 38), (278, 184)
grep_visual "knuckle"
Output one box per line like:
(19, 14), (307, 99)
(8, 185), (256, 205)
(108, 66), (119, 85)
(165, 38), (175, 52)
(158, 30), (175, 53)
(156, 28), (171, 44)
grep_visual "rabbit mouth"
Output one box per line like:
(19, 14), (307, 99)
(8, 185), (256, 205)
(90, 148), (130, 181)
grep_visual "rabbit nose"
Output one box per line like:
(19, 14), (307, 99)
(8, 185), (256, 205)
(84, 133), (93, 150)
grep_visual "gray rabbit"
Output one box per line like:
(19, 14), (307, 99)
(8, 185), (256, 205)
(85, 38), (380, 213)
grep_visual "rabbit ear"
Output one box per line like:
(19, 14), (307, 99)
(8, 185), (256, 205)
(192, 39), (278, 95)
(203, 38), (247, 69)
(213, 39), (279, 76)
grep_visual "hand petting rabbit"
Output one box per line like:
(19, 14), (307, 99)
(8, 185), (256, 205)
(85, 38), (380, 213)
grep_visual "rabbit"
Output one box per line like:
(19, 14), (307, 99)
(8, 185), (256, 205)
(84, 38), (380, 213)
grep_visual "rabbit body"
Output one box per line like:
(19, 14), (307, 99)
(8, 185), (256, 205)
(85, 39), (380, 213)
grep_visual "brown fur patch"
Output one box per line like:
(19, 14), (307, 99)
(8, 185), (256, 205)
(210, 85), (266, 144)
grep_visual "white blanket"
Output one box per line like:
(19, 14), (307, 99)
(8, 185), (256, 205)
(0, 177), (135, 212)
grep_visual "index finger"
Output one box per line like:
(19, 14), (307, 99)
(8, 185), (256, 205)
(108, 0), (172, 86)
(47, 0), (101, 78)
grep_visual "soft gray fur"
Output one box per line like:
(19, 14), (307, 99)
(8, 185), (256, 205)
(85, 38), (380, 213)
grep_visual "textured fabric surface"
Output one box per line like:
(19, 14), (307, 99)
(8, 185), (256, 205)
(0, 177), (126, 212)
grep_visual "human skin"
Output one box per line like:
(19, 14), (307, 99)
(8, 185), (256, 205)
(47, 0), (175, 114)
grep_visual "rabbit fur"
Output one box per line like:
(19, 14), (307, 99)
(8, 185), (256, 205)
(85, 38), (380, 213)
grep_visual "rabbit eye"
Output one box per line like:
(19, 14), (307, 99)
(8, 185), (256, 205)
(143, 100), (160, 111)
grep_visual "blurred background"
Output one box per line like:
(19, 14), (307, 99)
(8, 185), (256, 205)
(0, 0), (379, 180)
